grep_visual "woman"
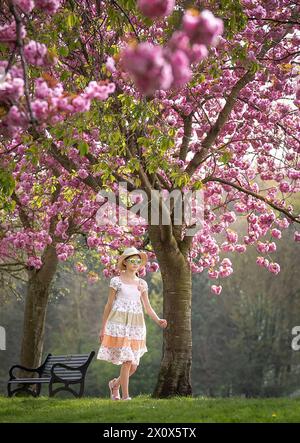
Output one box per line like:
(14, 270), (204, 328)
(97, 247), (168, 400)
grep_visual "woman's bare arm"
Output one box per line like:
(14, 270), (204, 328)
(141, 290), (160, 324)
(99, 287), (117, 334)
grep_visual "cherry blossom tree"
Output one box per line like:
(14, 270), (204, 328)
(0, 144), (116, 370)
(1, 0), (300, 397)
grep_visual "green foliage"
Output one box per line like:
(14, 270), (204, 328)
(231, 43), (248, 64)
(0, 167), (16, 212)
(0, 167), (15, 197)
(208, 62), (222, 79)
(105, 0), (139, 32)
(249, 60), (262, 74)
(163, 9), (183, 40)
(78, 141), (89, 156)
(218, 0), (248, 39)
(219, 150), (233, 165)
(65, 12), (79, 29)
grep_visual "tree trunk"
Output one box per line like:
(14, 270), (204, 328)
(148, 228), (193, 398)
(19, 245), (58, 375)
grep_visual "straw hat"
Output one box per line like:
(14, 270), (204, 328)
(117, 247), (147, 271)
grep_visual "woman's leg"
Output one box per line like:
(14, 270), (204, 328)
(113, 362), (138, 398)
(119, 361), (131, 399)
(113, 362), (137, 387)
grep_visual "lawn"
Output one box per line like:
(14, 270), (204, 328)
(0, 395), (299, 423)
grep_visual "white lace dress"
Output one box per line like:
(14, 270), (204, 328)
(97, 275), (148, 366)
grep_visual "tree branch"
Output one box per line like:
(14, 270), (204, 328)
(203, 176), (300, 224)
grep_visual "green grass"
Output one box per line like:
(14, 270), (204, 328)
(0, 395), (300, 423)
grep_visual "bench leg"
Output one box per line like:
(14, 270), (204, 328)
(7, 383), (12, 398)
(49, 381), (85, 398)
(7, 384), (39, 398)
(78, 380), (85, 398)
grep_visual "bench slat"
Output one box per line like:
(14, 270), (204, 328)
(48, 371), (82, 376)
(44, 360), (88, 367)
(46, 355), (90, 360)
(45, 360), (88, 365)
(8, 378), (51, 383)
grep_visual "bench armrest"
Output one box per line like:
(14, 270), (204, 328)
(9, 365), (43, 380)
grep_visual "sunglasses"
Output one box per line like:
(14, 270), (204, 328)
(126, 258), (142, 264)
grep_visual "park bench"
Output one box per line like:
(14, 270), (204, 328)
(7, 351), (95, 398)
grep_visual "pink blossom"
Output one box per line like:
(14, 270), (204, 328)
(87, 236), (99, 248)
(222, 211), (237, 223)
(211, 285), (222, 295)
(268, 242), (276, 252)
(55, 220), (69, 238)
(221, 258), (232, 267)
(256, 256), (265, 267)
(84, 81), (116, 101)
(24, 41), (50, 66)
(257, 241), (268, 253)
(58, 253), (68, 261)
(106, 56), (116, 73)
(235, 244), (246, 253)
(121, 42), (173, 96)
(219, 266), (233, 277)
(14, 0), (35, 14)
(164, 49), (191, 88)
(208, 269), (219, 279)
(35, 0), (62, 15)
(279, 181), (290, 193)
(167, 30), (191, 56)
(268, 262), (280, 274)
(137, 0), (175, 18)
(252, 5), (267, 19)
(103, 268), (111, 278)
(0, 21), (26, 42)
(182, 9), (224, 46)
(276, 218), (290, 229)
(78, 168), (89, 179)
(31, 99), (49, 119)
(271, 228), (281, 239)
(75, 262), (87, 272)
(149, 262), (159, 272)
(294, 231), (300, 242)
(221, 242), (235, 252)
(5, 105), (27, 127)
(0, 75), (24, 103)
(226, 229), (238, 243)
(189, 44), (208, 63)
(101, 256), (110, 265)
(71, 95), (91, 113)
(27, 256), (43, 269)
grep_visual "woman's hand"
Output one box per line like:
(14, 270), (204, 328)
(99, 328), (105, 343)
(157, 318), (168, 329)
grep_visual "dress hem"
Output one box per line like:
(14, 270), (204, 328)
(96, 348), (148, 366)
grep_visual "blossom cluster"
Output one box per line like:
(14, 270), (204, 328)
(121, 8), (223, 96)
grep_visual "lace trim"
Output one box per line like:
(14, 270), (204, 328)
(97, 345), (148, 366)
